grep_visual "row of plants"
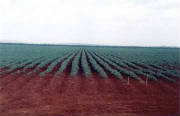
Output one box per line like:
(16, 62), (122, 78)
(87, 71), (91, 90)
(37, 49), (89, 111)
(55, 52), (77, 76)
(81, 50), (92, 77)
(70, 49), (82, 76)
(39, 52), (73, 77)
(86, 50), (108, 78)
(89, 51), (123, 79)
(92, 51), (144, 81)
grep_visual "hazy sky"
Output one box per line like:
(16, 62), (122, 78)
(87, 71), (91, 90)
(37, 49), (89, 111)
(0, 0), (179, 46)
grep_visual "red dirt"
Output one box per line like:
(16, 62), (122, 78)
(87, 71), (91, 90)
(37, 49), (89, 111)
(0, 70), (179, 116)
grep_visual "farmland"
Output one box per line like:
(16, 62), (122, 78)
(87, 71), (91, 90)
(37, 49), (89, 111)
(0, 43), (179, 116)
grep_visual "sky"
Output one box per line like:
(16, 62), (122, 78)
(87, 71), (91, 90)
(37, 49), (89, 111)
(0, 0), (179, 46)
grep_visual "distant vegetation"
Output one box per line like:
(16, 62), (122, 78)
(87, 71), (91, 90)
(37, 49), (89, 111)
(0, 43), (179, 82)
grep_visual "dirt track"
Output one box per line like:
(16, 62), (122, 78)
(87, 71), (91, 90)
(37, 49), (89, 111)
(0, 71), (179, 116)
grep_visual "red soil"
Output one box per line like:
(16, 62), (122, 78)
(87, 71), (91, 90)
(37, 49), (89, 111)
(0, 70), (179, 116)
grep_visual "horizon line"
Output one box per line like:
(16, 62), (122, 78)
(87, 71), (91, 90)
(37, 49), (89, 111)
(0, 42), (179, 48)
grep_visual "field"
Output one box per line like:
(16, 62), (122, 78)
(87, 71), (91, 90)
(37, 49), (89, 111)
(0, 43), (179, 116)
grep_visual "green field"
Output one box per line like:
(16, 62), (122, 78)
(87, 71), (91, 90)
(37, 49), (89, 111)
(0, 43), (179, 82)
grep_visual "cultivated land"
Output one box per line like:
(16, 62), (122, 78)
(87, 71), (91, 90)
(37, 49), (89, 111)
(0, 43), (179, 116)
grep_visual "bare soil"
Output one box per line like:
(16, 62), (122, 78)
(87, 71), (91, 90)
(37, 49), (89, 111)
(0, 71), (179, 116)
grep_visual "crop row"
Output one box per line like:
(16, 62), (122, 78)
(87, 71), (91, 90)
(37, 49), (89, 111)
(0, 49), (179, 82)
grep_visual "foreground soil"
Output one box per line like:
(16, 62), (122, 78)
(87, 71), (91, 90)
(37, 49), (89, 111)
(0, 72), (179, 116)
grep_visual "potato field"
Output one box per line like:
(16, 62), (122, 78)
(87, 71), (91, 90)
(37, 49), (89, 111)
(0, 43), (179, 116)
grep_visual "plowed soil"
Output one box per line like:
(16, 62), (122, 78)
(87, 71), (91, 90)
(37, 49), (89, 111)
(0, 71), (179, 116)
